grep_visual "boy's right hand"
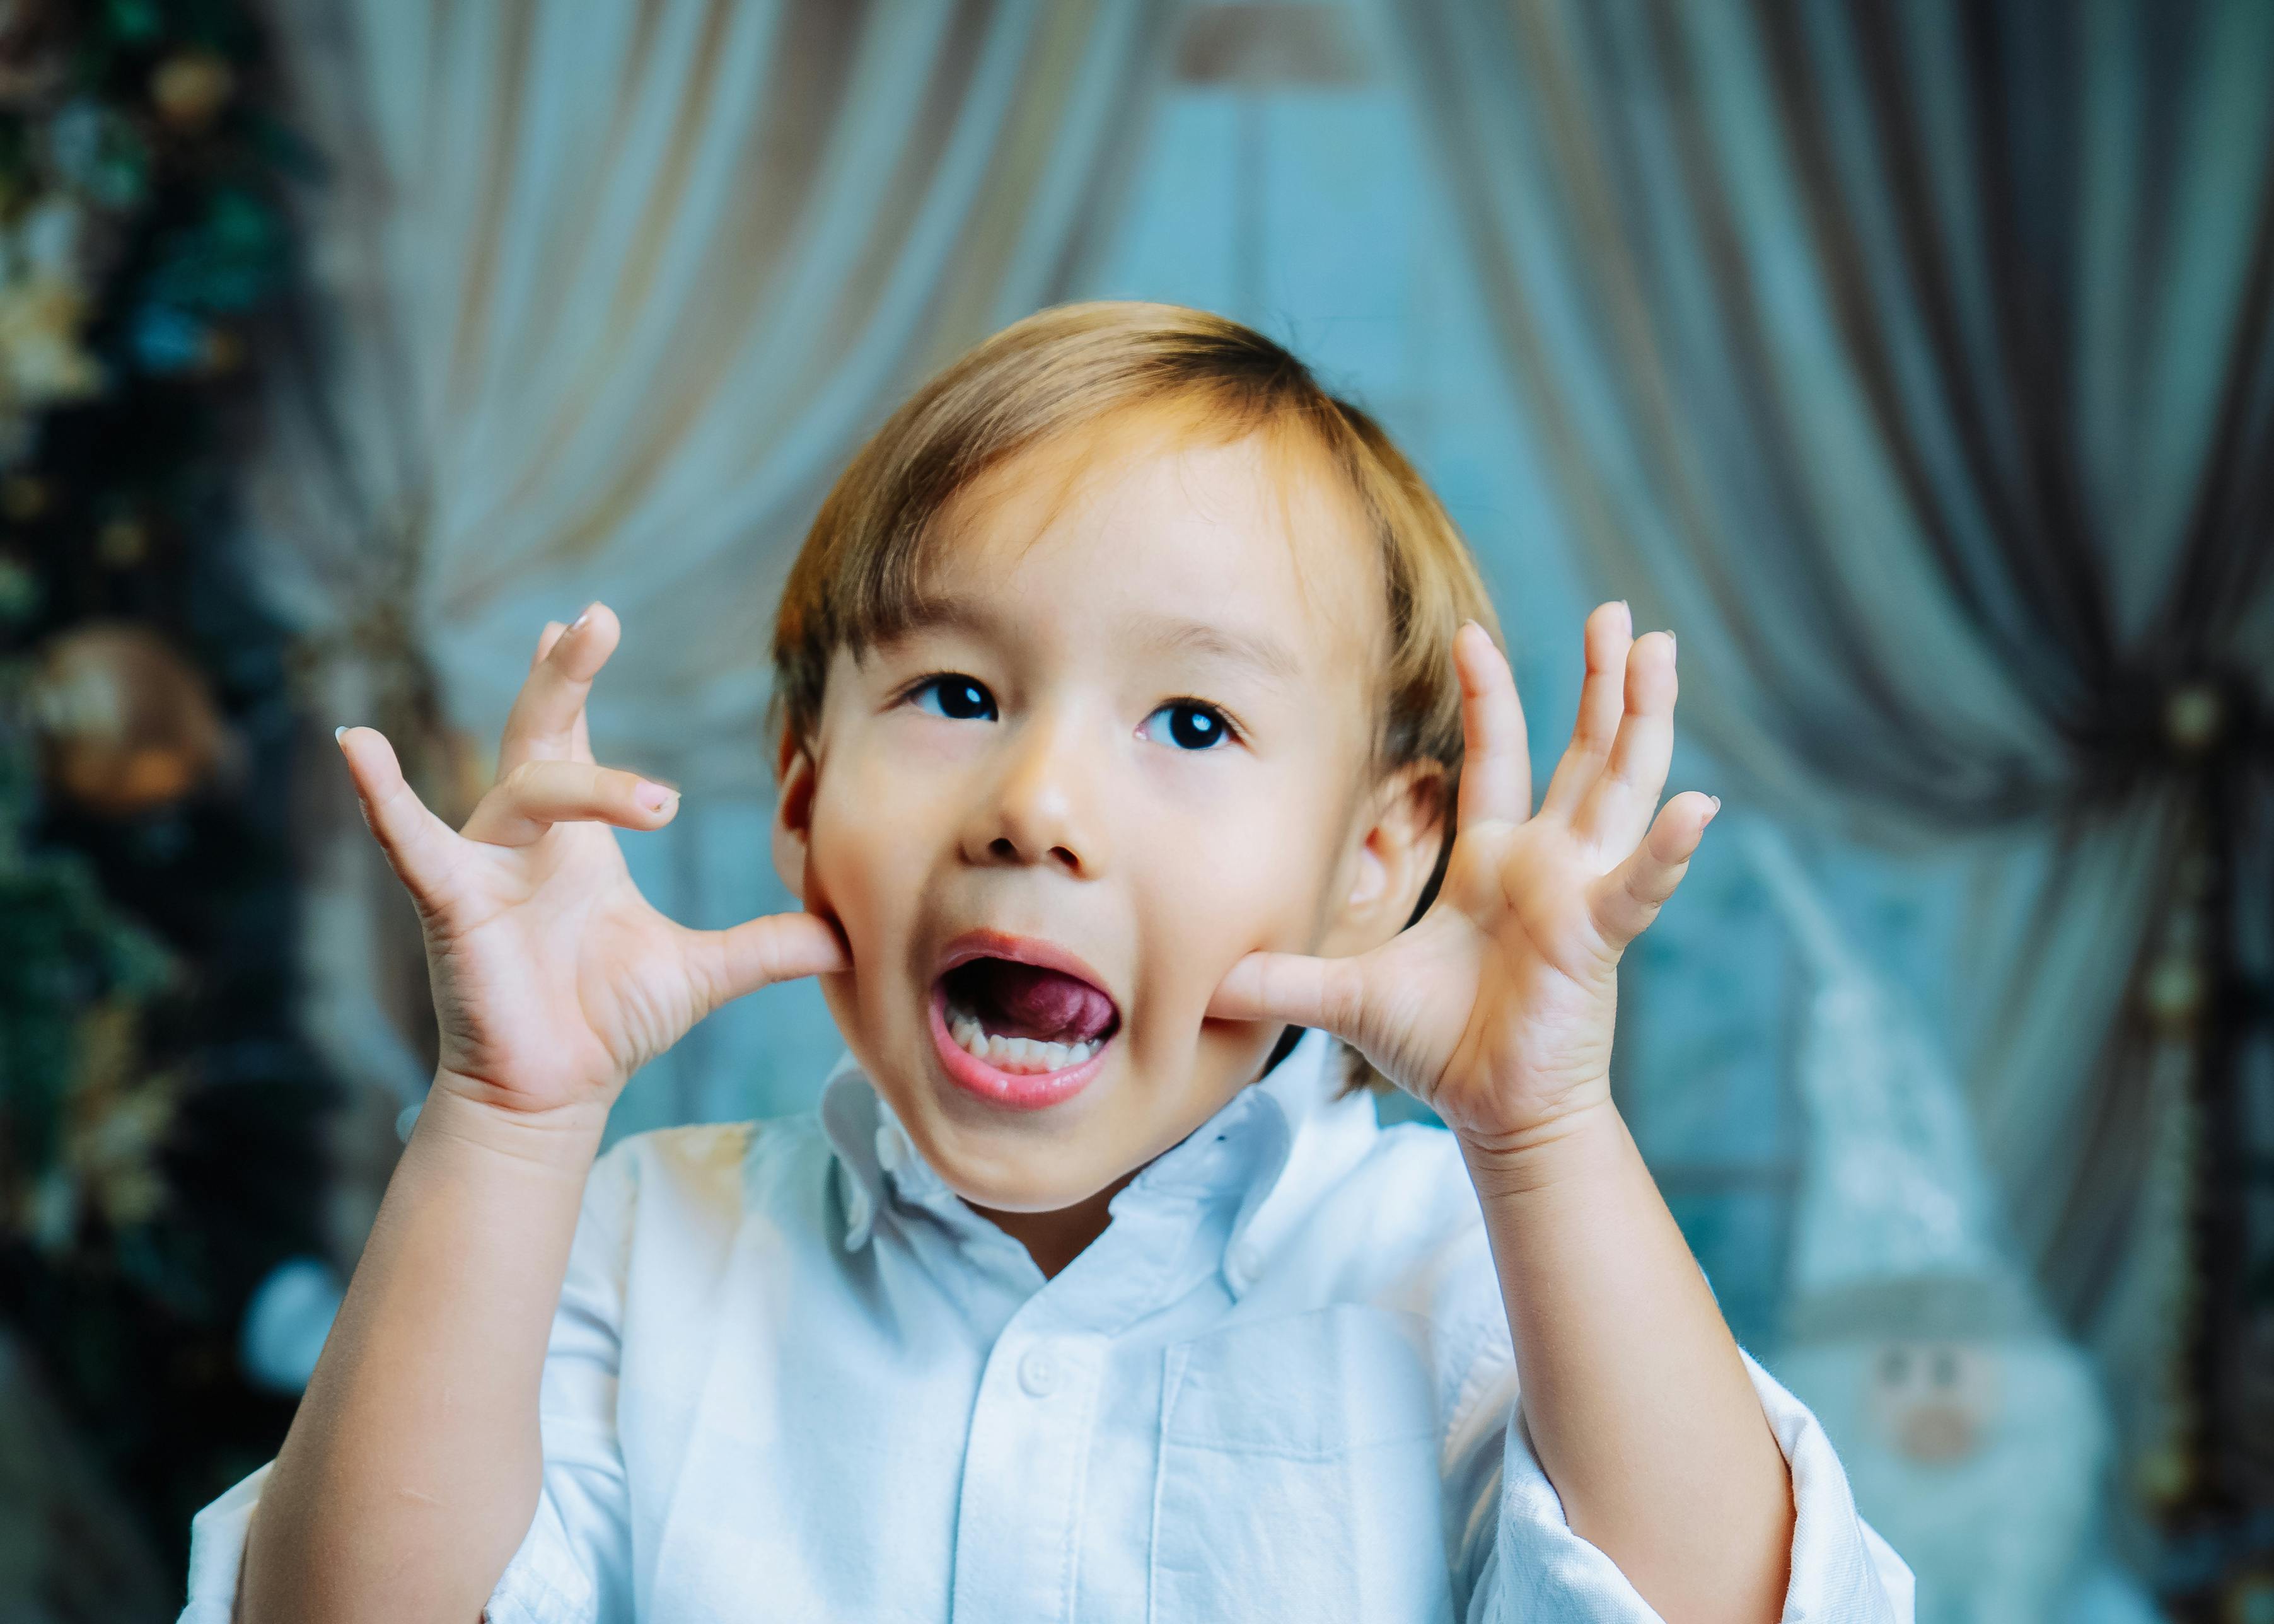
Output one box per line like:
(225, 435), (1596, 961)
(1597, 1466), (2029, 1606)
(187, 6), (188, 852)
(336, 603), (849, 1123)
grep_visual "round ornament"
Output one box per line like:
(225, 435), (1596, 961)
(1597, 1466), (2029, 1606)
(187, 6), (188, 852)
(30, 622), (232, 816)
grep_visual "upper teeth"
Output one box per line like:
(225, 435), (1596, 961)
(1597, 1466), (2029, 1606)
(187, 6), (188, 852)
(948, 1009), (1101, 1074)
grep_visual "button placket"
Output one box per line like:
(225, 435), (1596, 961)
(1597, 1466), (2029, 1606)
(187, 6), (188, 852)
(951, 1318), (1098, 1620)
(1019, 1345), (1059, 1398)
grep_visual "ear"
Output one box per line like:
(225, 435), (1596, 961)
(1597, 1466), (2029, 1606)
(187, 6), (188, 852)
(771, 729), (819, 903)
(1318, 762), (1446, 958)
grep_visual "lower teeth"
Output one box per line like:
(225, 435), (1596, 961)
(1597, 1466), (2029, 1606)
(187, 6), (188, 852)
(947, 1007), (1099, 1074)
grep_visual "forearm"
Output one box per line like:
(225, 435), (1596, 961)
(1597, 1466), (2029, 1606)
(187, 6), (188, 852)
(240, 1080), (607, 1624)
(1463, 1099), (1792, 1624)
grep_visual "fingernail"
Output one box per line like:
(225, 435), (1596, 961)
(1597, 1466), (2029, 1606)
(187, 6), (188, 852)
(334, 725), (348, 743)
(636, 780), (675, 813)
(1707, 794), (1722, 821)
(571, 602), (596, 630)
(1666, 630), (1678, 656)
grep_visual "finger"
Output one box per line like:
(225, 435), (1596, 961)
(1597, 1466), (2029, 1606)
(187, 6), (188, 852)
(1453, 622), (1531, 830)
(1207, 949), (1368, 1042)
(1590, 790), (1717, 949)
(530, 623), (596, 762)
(459, 758), (680, 848)
(682, 910), (852, 1013)
(1539, 601), (1633, 820)
(497, 601), (618, 775)
(1574, 629), (1678, 851)
(336, 726), (466, 912)
(521, 620), (593, 772)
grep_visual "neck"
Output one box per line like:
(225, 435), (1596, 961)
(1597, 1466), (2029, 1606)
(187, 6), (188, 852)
(968, 1167), (1140, 1279)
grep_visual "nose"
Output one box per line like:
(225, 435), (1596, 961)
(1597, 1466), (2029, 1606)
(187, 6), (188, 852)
(961, 708), (1107, 878)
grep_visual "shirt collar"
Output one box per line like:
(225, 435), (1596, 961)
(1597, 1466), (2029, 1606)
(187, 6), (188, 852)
(817, 1028), (1379, 1294)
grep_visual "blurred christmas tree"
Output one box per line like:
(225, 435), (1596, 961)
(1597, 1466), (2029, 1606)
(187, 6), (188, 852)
(0, 1), (335, 1612)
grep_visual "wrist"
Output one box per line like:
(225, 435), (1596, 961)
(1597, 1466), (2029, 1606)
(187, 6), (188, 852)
(1455, 1091), (1630, 1200)
(411, 1073), (611, 1178)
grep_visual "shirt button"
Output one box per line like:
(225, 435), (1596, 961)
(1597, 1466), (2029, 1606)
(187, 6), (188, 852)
(1018, 1347), (1059, 1398)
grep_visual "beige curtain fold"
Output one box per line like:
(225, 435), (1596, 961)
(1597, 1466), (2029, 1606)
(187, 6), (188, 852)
(1392, 0), (2274, 1507)
(252, 0), (1175, 1128)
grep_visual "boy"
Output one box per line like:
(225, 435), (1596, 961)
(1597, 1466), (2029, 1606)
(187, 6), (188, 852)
(185, 303), (1910, 1621)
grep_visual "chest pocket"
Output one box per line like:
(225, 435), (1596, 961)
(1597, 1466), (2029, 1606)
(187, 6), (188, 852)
(1148, 1304), (1456, 1623)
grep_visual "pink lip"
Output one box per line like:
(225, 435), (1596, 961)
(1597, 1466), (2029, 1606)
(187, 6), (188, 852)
(928, 931), (1120, 1111)
(936, 929), (1120, 998)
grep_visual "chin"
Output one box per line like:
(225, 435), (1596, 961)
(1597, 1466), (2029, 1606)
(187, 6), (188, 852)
(925, 1036), (1142, 1196)
(859, 1055), (1130, 1212)
(939, 1147), (1122, 1214)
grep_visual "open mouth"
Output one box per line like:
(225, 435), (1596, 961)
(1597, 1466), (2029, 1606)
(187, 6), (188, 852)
(927, 942), (1121, 1108)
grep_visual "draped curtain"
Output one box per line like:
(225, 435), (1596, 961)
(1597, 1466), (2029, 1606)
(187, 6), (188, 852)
(1393, 0), (2274, 1492)
(255, 0), (1175, 1127)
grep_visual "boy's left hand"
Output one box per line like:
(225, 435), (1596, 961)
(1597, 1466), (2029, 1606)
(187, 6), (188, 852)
(1209, 601), (1716, 1157)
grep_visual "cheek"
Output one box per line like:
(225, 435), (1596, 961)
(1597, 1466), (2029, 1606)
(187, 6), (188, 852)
(1128, 781), (1342, 1009)
(806, 757), (927, 966)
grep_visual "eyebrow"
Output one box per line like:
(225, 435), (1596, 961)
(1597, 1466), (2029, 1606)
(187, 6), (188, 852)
(885, 596), (1302, 685)
(1130, 615), (1302, 685)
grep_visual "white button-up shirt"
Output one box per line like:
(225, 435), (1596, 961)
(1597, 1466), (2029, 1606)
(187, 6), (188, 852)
(181, 1030), (1913, 1621)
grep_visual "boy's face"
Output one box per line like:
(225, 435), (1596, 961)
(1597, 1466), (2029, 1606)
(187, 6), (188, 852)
(775, 411), (1439, 1214)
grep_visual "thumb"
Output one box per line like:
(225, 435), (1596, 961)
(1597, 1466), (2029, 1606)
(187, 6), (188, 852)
(683, 910), (851, 1014)
(1208, 949), (1369, 1044)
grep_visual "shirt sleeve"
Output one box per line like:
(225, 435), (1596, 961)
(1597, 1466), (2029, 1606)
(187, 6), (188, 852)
(1447, 1347), (1917, 1623)
(174, 1142), (642, 1624)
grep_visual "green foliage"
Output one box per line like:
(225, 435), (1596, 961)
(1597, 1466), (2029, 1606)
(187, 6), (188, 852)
(0, 0), (325, 1586)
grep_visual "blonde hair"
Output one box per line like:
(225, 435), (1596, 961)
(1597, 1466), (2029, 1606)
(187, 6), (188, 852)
(773, 301), (1498, 831)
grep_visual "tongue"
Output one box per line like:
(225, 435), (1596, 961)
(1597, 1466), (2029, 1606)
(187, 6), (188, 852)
(961, 960), (1116, 1045)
